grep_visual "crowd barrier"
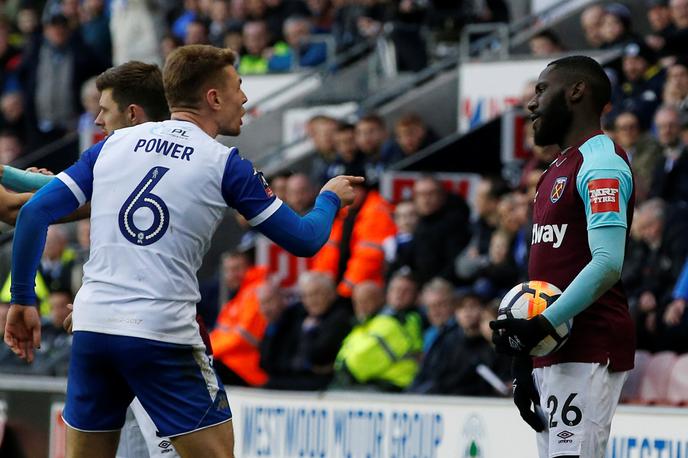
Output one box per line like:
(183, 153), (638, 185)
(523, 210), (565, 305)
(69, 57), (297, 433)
(1, 375), (686, 458)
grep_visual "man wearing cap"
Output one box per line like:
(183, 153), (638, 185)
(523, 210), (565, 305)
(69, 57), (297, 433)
(609, 41), (665, 129)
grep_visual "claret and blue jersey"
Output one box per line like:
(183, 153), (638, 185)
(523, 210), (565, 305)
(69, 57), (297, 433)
(529, 132), (636, 371)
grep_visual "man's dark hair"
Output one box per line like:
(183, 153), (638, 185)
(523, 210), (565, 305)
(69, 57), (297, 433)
(532, 29), (563, 48)
(336, 122), (355, 133)
(547, 55), (611, 114)
(96, 61), (169, 121)
(484, 175), (510, 200)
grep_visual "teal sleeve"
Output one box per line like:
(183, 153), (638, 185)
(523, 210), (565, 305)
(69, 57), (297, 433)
(1, 166), (55, 192)
(576, 135), (633, 230)
(542, 225), (626, 327)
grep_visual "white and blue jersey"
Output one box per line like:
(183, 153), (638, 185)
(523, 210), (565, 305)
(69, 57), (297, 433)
(57, 120), (281, 345)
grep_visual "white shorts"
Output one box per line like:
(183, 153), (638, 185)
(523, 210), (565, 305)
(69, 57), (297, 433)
(533, 362), (628, 458)
(116, 398), (181, 458)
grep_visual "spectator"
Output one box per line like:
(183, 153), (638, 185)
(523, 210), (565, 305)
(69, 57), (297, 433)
(261, 272), (352, 390)
(354, 114), (388, 183)
(77, 77), (105, 151)
(160, 33), (183, 61)
(306, 0), (334, 33)
(306, 114), (338, 184)
(383, 269), (424, 349)
(312, 172), (396, 298)
(185, 18), (210, 45)
(208, 0), (232, 47)
(381, 113), (437, 165)
(392, 175), (471, 286)
(223, 26), (244, 53)
(600, 3), (636, 48)
(410, 290), (498, 395)
(0, 16), (21, 93)
(80, 0), (112, 66)
(268, 171), (292, 201)
(455, 176), (509, 284)
(646, 0), (688, 57)
(198, 250), (251, 329)
(0, 130), (21, 164)
(268, 16), (328, 71)
(355, 114), (388, 166)
(419, 277), (454, 351)
(20, 12), (104, 152)
(0, 92), (28, 143)
(324, 122), (365, 182)
(383, 200), (417, 271)
(239, 19), (271, 74)
(663, 60), (688, 113)
(285, 172), (316, 215)
(580, 4), (606, 49)
(264, 0), (310, 41)
(528, 29), (564, 56)
(633, 199), (688, 351)
(612, 111), (663, 202)
(609, 41), (664, 129)
(664, 258), (688, 352)
(210, 263), (268, 387)
(332, 281), (421, 392)
(39, 225), (76, 294)
(646, 0), (675, 39)
(172, 0), (201, 40)
(649, 105), (688, 202)
(110, 0), (163, 66)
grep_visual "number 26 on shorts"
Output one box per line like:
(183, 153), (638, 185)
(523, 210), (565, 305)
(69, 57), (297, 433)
(547, 393), (583, 428)
(118, 167), (170, 246)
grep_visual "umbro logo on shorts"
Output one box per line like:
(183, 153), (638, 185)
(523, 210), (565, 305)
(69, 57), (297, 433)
(557, 430), (574, 444)
(158, 440), (172, 449)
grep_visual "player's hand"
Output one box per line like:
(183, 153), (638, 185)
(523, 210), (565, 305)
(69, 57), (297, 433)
(63, 303), (74, 334)
(664, 298), (686, 326)
(489, 315), (555, 356)
(26, 167), (54, 176)
(512, 356), (545, 432)
(3, 304), (41, 363)
(321, 175), (365, 207)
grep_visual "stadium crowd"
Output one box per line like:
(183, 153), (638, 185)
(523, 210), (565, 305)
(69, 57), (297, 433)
(0, 0), (688, 407)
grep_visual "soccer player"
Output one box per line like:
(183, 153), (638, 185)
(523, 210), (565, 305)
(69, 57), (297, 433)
(490, 55), (635, 458)
(5, 45), (362, 458)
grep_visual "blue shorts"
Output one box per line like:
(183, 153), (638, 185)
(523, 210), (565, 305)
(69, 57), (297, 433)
(62, 331), (232, 437)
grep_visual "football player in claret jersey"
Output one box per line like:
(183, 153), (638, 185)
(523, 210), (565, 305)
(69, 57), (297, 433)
(490, 55), (635, 458)
(5, 45), (362, 458)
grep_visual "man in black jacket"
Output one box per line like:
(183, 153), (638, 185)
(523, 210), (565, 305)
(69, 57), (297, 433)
(392, 175), (471, 286)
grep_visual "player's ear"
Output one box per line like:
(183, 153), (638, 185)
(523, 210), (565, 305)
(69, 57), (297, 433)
(569, 81), (585, 104)
(128, 104), (146, 124)
(206, 88), (221, 110)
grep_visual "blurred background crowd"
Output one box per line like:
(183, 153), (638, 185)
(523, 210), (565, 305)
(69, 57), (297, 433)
(0, 0), (688, 407)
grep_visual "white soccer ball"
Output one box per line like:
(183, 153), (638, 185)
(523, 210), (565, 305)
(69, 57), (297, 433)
(497, 280), (572, 357)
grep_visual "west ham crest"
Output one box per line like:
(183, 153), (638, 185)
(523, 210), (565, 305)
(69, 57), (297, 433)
(550, 177), (567, 203)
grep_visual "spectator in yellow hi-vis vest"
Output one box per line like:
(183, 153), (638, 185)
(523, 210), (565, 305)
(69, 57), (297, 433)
(331, 281), (421, 392)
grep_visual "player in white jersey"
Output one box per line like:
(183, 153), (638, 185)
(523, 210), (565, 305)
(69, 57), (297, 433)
(4, 45), (361, 457)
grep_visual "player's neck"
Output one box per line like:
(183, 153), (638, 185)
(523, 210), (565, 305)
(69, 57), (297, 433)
(170, 111), (219, 138)
(560, 118), (601, 150)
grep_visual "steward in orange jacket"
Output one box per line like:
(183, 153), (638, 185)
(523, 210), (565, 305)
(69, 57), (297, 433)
(312, 187), (396, 297)
(210, 266), (268, 386)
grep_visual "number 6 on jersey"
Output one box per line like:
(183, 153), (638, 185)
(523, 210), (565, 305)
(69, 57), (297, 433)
(119, 166), (170, 246)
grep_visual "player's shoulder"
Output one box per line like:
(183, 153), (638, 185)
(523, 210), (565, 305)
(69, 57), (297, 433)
(575, 134), (631, 175)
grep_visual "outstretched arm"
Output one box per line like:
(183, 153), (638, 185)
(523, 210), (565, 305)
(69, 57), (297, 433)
(221, 148), (360, 257)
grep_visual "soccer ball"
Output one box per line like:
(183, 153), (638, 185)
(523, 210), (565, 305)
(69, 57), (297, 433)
(497, 280), (572, 357)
